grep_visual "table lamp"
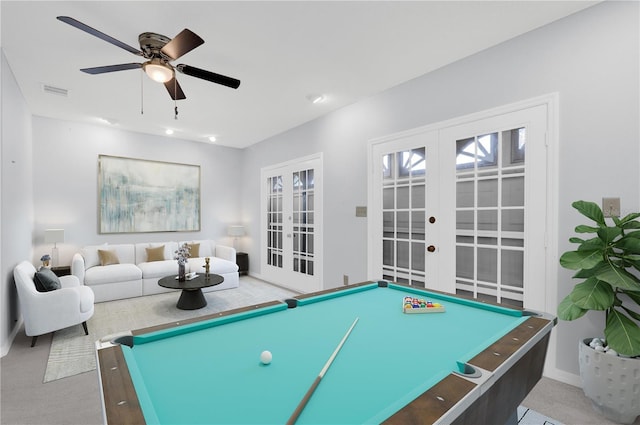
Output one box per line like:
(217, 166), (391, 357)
(227, 225), (245, 250)
(45, 228), (64, 267)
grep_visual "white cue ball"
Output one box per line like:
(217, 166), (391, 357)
(260, 350), (272, 365)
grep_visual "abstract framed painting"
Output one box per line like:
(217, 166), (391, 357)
(98, 155), (201, 233)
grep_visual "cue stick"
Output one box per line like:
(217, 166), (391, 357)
(285, 317), (359, 425)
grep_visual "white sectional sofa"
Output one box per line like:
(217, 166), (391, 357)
(71, 240), (239, 302)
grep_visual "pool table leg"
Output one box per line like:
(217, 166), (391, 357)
(176, 288), (207, 310)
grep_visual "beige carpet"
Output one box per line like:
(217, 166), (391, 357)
(43, 276), (296, 383)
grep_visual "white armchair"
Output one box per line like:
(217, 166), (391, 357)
(13, 261), (95, 347)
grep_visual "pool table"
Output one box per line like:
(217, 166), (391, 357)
(96, 281), (555, 424)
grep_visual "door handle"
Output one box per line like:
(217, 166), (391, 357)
(427, 245), (436, 252)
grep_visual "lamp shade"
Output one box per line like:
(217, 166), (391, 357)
(44, 229), (65, 244)
(227, 225), (245, 237)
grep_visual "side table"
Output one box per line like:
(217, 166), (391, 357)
(236, 252), (248, 275)
(51, 265), (71, 277)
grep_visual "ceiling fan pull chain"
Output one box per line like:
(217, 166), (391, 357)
(174, 77), (178, 120)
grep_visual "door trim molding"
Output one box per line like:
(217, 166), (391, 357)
(367, 92), (560, 378)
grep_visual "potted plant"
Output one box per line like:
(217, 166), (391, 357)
(558, 200), (640, 424)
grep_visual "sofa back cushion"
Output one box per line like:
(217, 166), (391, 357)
(98, 249), (120, 266)
(135, 242), (178, 264)
(102, 244), (135, 265)
(180, 240), (214, 258)
(80, 244), (108, 269)
(145, 245), (165, 262)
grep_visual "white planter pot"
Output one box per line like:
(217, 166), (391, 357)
(578, 338), (640, 424)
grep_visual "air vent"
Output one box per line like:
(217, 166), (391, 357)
(41, 84), (68, 97)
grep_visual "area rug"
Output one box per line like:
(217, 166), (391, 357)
(43, 276), (296, 383)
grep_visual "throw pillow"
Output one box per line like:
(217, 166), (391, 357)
(187, 243), (200, 258)
(146, 245), (165, 262)
(98, 249), (120, 266)
(34, 268), (61, 292)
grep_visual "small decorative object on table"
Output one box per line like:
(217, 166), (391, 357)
(40, 254), (51, 268)
(204, 257), (210, 279)
(402, 296), (445, 314)
(174, 243), (191, 282)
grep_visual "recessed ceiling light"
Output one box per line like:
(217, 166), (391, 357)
(208, 136), (217, 142)
(165, 129), (174, 135)
(306, 94), (326, 104)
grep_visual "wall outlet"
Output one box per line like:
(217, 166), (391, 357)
(343, 275), (349, 286)
(602, 197), (620, 218)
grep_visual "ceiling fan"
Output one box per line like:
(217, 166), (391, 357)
(57, 16), (240, 101)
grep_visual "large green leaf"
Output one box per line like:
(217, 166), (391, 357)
(596, 263), (640, 291)
(622, 306), (640, 321)
(615, 236), (640, 253)
(557, 294), (587, 321)
(569, 277), (614, 310)
(624, 289), (640, 305)
(577, 237), (605, 251)
(604, 309), (640, 356)
(597, 227), (622, 245)
(560, 250), (602, 270)
(576, 225), (600, 234)
(573, 200), (605, 226)
(619, 212), (640, 225)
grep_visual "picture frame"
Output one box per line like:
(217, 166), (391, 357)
(98, 155), (201, 233)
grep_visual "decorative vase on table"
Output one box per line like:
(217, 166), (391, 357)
(174, 242), (191, 283)
(178, 262), (186, 282)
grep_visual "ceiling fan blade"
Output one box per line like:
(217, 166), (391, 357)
(176, 64), (240, 89)
(164, 78), (186, 100)
(57, 16), (143, 56)
(161, 29), (204, 60)
(81, 63), (142, 74)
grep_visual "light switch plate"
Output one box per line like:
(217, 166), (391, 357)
(602, 197), (620, 217)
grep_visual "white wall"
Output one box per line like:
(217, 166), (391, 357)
(240, 1), (639, 382)
(31, 117), (244, 266)
(1, 51), (33, 356)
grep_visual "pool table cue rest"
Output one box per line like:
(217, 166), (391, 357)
(286, 317), (359, 425)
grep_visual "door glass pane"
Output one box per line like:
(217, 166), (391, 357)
(380, 146), (426, 286)
(266, 176), (283, 269)
(455, 127), (527, 304)
(291, 168), (315, 276)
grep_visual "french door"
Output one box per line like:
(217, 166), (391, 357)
(370, 102), (550, 311)
(260, 154), (323, 293)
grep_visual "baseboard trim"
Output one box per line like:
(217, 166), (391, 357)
(1, 317), (22, 358)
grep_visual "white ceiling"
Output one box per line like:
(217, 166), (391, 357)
(1, 1), (597, 149)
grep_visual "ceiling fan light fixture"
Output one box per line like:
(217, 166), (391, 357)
(143, 58), (174, 83)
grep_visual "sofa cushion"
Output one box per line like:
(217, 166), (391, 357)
(188, 257), (238, 275)
(187, 242), (200, 258)
(81, 243), (108, 269)
(135, 242), (177, 264)
(33, 268), (61, 292)
(84, 264), (142, 286)
(145, 245), (165, 262)
(181, 240), (213, 257)
(98, 249), (120, 266)
(138, 259), (179, 279)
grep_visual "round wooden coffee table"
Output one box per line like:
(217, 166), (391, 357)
(158, 274), (224, 310)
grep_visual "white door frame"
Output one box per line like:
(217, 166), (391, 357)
(368, 93), (561, 378)
(259, 153), (323, 293)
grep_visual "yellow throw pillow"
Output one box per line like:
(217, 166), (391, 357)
(146, 245), (165, 262)
(187, 243), (200, 258)
(98, 249), (120, 266)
